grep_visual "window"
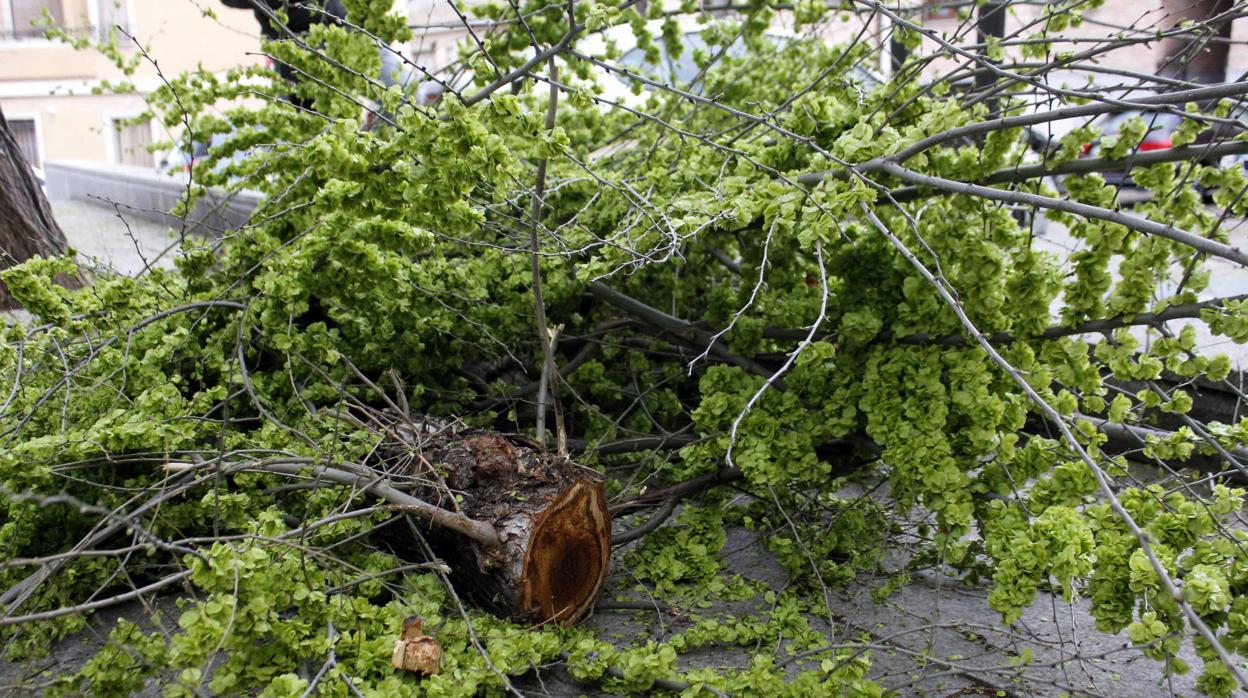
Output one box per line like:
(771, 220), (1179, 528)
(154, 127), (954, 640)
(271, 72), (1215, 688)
(95, 0), (129, 41)
(923, 1), (958, 21)
(112, 118), (153, 167)
(2, 1), (129, 41)
(9, 118), (40, 167)
(5, 0), (64, 40)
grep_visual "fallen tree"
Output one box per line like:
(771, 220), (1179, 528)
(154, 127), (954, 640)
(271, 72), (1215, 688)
(361, 412), (610, 624)
(178, 410), (611, 624)
(8, 1), (1248, 696)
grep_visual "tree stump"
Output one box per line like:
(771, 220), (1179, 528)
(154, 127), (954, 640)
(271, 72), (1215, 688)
(378, 417), (610, 624)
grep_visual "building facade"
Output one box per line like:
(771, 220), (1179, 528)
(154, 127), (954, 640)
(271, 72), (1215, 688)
(0, 0), (259, 169)
(4, 1), (1247, 171)
(403, 0), (465, 72)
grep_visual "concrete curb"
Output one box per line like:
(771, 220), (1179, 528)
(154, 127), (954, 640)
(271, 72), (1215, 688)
(44, 160), (261, 235)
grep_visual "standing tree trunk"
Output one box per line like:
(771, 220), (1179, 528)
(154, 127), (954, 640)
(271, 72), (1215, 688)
(975, 0), (1009, 114)
(0, 106), (75, 308)
(1158, 0), (1233, 84)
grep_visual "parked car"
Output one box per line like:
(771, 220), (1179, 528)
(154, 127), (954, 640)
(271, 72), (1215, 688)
(1071, 101), (1248, 189)
(1073, 110), (1186, 186)
(157, 129), (267, 183)
(1221, 150), (1248, 174)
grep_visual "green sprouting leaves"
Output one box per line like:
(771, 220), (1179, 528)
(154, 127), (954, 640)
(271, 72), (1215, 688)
(986, 505), (1094, 622)
(1186, 564), (1233, 616)
(1205, 300), (1248, 343)
(1100, 115), (1148, 160)
(7, 1), (1248, 694)
(623, 505), (728, 597)
(0, 255), (80, 324)
(838, 308), (882, 344)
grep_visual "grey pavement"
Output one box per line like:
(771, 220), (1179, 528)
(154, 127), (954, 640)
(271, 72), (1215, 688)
(52, 198), (182, 277)
(0, 524), (1204, 697)
(1032, 198), (1248, 368)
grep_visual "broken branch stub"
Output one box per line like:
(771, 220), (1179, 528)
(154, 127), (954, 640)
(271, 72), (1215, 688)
(377, 416), (610, 624)
(392, 616), (442, 675)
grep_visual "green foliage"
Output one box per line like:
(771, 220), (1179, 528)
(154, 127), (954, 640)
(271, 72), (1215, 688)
(4, 1), (1248, 694)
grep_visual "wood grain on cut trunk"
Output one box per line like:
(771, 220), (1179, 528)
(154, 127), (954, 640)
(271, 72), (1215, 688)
(377, 416), (610, 624)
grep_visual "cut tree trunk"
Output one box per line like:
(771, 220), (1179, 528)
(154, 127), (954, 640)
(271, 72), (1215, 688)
(0, 105), (77, 308)
(375, 415), (610, 624)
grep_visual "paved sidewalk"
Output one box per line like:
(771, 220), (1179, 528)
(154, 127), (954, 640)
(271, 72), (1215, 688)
(51, 198), (182, 276)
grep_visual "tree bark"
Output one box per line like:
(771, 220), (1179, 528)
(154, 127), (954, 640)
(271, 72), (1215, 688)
(1158, 0), (1232, 85)
(0, 106), (75, 308)
(975, 0), (1008, 113)
(377, 415), (610, 624)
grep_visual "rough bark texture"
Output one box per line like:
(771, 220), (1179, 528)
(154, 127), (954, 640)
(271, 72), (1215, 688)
(378, 416), (610, 624)
(0, 106), (75, 308)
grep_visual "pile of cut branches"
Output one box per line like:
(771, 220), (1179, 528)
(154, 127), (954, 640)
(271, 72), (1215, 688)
(6, 0), (1248, 695)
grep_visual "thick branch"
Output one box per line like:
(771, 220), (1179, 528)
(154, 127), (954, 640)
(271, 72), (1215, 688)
(175, 460), (502, 547)
(570, 433), (702, 455)
(609, 466), (745, 516)
(612, 498), (678, 546)
(588, 282), (774, 378)
(0, 572), (190, 627)
(1076, 413), (1248, 481)
(879, 162), (1248, 266)
(529, 57), (561, 451)
(887, 140), (1248, 202)
(796, 81), (1248, 189)
(888, 81), (1248, 167)
(764, 294), (1248, 345)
